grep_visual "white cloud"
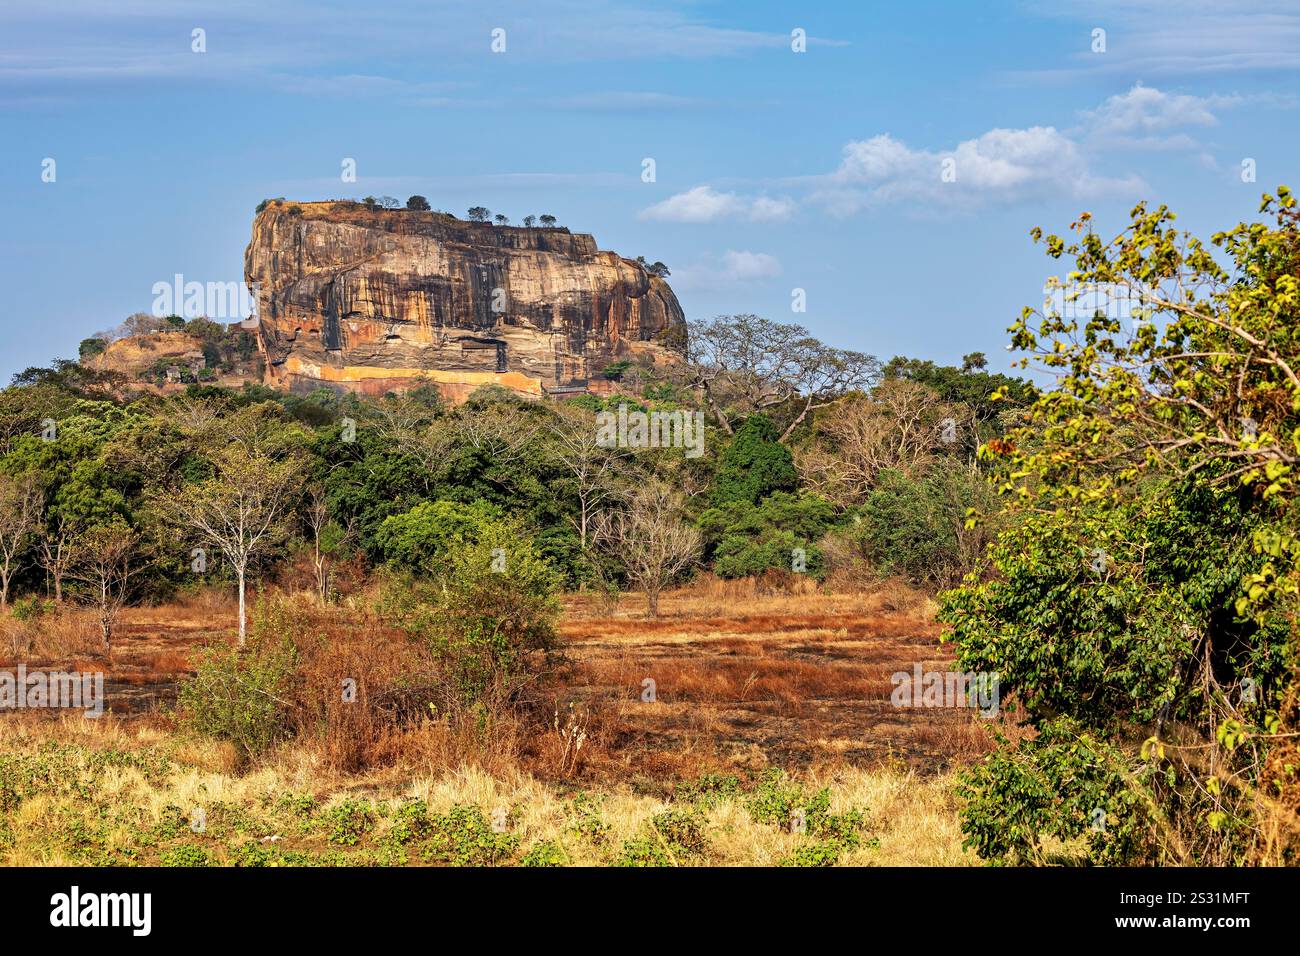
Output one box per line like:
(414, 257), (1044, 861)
(1083, 84), (1228, 136)
(720, 250), (782, 280)
(1073, 83), (1257, 151)
(816, 126), (1145, 213)
(670, 249), (783, 290)
(639, 186), (794, 223)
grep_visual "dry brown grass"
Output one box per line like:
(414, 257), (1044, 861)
(0, 577), (1002, 866)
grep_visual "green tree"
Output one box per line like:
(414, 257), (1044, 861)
(711, 415), (797, 506)
(374, 499), (505, 575)
(943, 190), (1300, 864)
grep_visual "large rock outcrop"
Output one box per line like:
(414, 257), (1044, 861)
(243, 201), (685, 400)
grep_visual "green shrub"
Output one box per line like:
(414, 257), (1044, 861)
(384, 799), (432, 847)
(616, 835), (673, 867)
(566, 793), (609, 844)
(854, 458), (992, 586)
(520, 839), (568, 867)
(160, 843), (210, 867)
(9, 595), (53, 622)
(324, 798), (375, 847)
(650, 808), (708, 856)
(374, 499), (506, 575)
(711, 415), (798, 506)
(699, 491), (836, 579)
(941, 483), (1290, 864)
(177, 632), (297, 762)
(422, 806), (519, 866)
(675, 773), (742, 809)
(746, 770), (872, 847)
(380, 526), (560, 709)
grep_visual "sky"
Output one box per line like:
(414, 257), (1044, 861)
(1, 0), (1297, 382)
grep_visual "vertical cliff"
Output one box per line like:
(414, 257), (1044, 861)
(243, 201), (685, 400)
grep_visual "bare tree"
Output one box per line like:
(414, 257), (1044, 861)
(450, 398), (538, 467)
(795, 380), (972, 506)
(592, 483), (702, 618)
(65, 525), (141, 653)
(39, 512), (73, 603)
(304, 483), (352, 606)
(546, 405), (621, 551)
(0, 475), (42, 609)
(154, 446), (301, 643)
(779, 339), (882, 442)
(685, 315), (878, 441)
(371, 395), (451, 481)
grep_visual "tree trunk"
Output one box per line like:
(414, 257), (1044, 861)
(237, 568), (247, 645)
(778, 395), (817, 444)
(703, 385), (733, 436)
(645, 587), (659, 618)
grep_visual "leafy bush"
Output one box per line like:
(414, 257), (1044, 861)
(699, 491), (836, 579)
(324, 798), (375, 847)
(853, 458), (993, 586)
(520, 839), (568, 867)
(616, 835), (672, 867)
(943, 483), (1290, 863)
(380, 525), (561, 709)
(9, 595), (53, 622)
(711, 415), (798, 506)
(422, 806), (519, 865)
(566, 793), (609, 844)
(675, 773), (742, 809)
(177, 632), (297, 763)
(374, 498), (505, 575)
(160, 844), (211, 867)
(650, 808), (708, 856)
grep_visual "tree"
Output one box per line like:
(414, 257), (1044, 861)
(78, 337), (107, 361)
(592, 482), (701, 617)
(406, 195), (431, 211)
(39, 512), (73, 603)
(362, 196), (379, 210)
(304, 483), (352, 605)
(712, 414), (797, 506)
(374, 499), (504, 575)
(0, 474), (42, 608)
(636, 256), (670, 278)
(467, 206), (491, 223)
(65, 524), (140, 653)
(154, 445), (301, 643)
(882, 354), (1034, 438)
(494, 214), (509, 226)
(795, 380), (971, 507)
(685, 314), (879, 441)
(943, 189), (1300, 865)
(523, 215), (536, 228)
(378, 196), (400, 209)
(546, 405), (621, 551)
(539, 214), (557, 227)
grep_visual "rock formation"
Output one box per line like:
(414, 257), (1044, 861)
(243, 201), (686, 401)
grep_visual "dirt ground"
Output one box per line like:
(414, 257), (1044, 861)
(1, 578), (1002, 779)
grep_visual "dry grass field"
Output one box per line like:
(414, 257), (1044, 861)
(0, 578), (1004, 866)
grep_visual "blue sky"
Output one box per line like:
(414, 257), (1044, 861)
(1, 0), (1297, 382)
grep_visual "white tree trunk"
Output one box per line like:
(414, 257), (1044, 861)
(237, 567), (247, 645)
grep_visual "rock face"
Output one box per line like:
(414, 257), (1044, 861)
(243, 201), (686, 401)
